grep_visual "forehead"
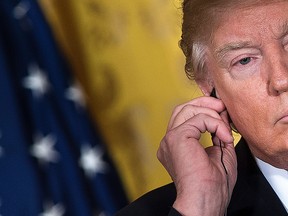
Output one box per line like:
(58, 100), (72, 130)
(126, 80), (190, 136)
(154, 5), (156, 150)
(209, 1), (288, 52)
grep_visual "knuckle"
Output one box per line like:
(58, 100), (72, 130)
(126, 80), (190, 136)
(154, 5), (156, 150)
(171, 104), (183, 115)
(156, 147), (162, 161)
(164, 129), (178, 144)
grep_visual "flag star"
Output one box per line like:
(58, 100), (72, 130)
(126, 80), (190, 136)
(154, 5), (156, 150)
(23, 63), (50, 98)
(13, 1), (30, 19)
(40, 203), (65, 216)
(79, 145), (109, 177)
(65, 82), (86, 108)
(30, 134), (59, 164)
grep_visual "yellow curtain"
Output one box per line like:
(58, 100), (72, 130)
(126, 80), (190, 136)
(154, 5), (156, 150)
(39, 0), (212, 200)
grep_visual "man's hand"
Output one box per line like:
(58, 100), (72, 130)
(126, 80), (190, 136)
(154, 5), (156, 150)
(157, 96), (237, 216)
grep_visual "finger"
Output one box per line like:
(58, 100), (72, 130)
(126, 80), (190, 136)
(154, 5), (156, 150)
(158, 114), (234, 183)
(171, 96), (226, 120)
(159, 113), (233, 167)
(184, 113), (234, 144)
(205, 143), (237, 185)
(167, 113), (234, 145)
(168, 97), (226, 130)
(219, 110), (230, 126)
(168, 105), (223, 131)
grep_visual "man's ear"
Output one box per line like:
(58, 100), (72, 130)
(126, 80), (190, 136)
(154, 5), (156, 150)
(196, 78), (214, 96)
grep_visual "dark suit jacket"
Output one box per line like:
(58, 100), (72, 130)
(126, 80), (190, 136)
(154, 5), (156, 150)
(116, 139), (288, 216)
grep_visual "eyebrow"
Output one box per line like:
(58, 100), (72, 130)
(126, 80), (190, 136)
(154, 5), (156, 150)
(214, 41), (256, 62)
(214, 20), (288, 62)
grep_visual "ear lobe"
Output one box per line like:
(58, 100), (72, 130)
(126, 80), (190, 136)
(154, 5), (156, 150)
(196, 79), (214, 96)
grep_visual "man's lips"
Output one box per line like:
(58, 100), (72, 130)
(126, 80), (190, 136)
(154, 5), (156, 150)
(276, 112), (288, 124)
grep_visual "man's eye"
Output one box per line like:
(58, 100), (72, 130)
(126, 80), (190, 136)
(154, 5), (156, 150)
(239, 57), (251, 65)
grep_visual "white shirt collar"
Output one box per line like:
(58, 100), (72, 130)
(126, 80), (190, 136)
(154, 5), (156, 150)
(255, 157), (288, 212)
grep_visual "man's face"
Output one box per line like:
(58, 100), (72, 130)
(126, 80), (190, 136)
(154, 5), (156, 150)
(206, 1), (288, 168)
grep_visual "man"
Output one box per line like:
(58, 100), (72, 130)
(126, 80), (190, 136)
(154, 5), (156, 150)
(116, 0), (288, 215)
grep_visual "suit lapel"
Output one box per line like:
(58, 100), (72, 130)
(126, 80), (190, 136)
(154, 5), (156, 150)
(227, 138), (287, 216)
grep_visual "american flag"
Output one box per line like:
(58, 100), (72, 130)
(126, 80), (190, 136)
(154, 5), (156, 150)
(0, 0), (128, 215)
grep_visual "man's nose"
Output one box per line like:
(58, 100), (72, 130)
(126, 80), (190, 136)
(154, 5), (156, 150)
(267, 50), (288, 95)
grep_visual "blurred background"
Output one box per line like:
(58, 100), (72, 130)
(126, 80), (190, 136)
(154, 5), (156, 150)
(39, 0), (204, 201)
(0, 0), (209, 215)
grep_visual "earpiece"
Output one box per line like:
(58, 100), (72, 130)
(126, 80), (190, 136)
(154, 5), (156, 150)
(209, 88), (229, 207)
(210, 88), (217, 98)
(210, 88), (238, 133)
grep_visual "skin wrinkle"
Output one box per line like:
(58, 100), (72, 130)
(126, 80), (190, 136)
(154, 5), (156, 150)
(153, 2), (288, 215)
(203, 2), (288, 169)
(214, 41), (260, 67)
(190, 1), (288, 81)
(212, 7), (288, 62)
